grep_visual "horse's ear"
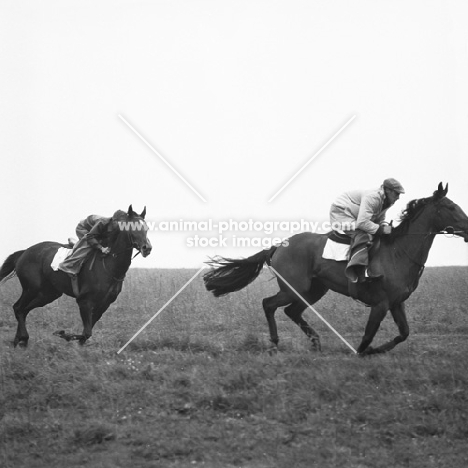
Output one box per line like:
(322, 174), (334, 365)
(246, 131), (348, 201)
(140, 206), (146, 219)
(127, 205), (135, 216)
(434, 182), (448, 199)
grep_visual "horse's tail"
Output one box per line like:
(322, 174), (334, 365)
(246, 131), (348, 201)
(203, 246), (278, 297)
(0, 250), (25, 283)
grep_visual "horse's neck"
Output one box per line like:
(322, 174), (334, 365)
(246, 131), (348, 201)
(107, 235), (133, 276)
(393, 209), (437, 268)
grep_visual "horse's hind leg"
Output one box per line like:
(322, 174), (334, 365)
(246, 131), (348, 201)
(13, 290), (33, 347)
(262, 291), (294, 348)
(284, 301), (321, 351)
(284, 281), (329, 351)
(13, 288), (61, 347)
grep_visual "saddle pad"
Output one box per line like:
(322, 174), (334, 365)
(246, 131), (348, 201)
(322, 238), (350, 262)
(51, 247), (73, 271)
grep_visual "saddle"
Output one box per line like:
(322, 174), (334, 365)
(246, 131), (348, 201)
(327, 231), (351, 245)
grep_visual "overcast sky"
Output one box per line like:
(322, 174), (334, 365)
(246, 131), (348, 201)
(1, 0), (468, 268)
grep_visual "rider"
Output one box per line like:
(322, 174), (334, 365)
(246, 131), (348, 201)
(59, 211), (124, 277)
(329, 178), (405, 282)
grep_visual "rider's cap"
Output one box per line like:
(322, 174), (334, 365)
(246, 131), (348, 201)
(383, 178), (405, 194)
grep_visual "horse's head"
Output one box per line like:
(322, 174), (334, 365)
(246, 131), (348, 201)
(112, 205), (152, 257)
(126, 205), (152, 257)
(432, 183), (468, 242)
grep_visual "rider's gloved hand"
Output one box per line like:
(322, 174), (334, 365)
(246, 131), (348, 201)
(377, 223), (392, 235)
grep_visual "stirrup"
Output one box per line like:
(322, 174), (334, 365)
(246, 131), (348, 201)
(365, 268), (383, 281)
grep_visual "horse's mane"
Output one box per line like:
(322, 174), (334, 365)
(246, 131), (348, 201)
(391, 197), (431, 237)
(390, 186), (448, 239)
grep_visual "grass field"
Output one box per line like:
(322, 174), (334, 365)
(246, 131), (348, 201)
(1, 266), (468, 468)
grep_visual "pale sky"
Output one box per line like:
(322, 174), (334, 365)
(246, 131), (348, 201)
(1, 0), (468, 268)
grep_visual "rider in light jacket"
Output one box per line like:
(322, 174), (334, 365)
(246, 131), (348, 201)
(329, 178), (405, 282)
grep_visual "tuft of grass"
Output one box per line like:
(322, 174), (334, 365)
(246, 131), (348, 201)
(72, 421), (117, 446)
(0, 417), (41, 441)
(126, 334), (222, 356)
(237, 332), (269, 353)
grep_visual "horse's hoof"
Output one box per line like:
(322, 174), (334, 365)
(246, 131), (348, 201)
(311, 338), (322, 352)
(54, 331), (72, 341)
(13, 339), (28, 348)
(358, 346), (374, 357)
(267, 346), (278, 356)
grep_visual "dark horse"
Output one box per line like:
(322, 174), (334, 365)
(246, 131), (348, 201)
(0, 206), (152, 347)
(204, 184), (468, 355)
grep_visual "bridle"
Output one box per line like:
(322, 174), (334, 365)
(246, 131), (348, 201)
(110, 226), (144, 258)
(392, 199), (467, 269)
(101, 225), (146, 281)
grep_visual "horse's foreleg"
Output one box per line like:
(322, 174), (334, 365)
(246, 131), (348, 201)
(77, 296), (98, 345)
(59, 287), (118, 345)
(357, 302), (389, 355)
(79, 294), (115, 344)
(91, 284), (120, 327)
(367, 303), (409, 354)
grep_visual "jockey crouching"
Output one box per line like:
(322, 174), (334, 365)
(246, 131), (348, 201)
(329, 178), (405, 283)
(58, 211), (124, 280)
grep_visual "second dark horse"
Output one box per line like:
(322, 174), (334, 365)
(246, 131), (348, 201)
(0, 206), (152, 347)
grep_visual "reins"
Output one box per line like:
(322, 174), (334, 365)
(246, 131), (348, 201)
(392, 223), (465, 271)
(397, 227), (465, 236)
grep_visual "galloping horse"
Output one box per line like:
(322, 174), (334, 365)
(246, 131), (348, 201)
(204, 184), (468, 355)
(0, 206), (152, 347)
